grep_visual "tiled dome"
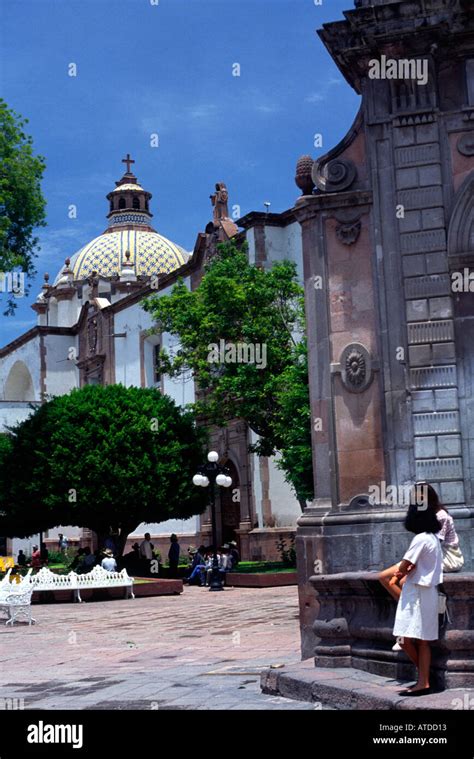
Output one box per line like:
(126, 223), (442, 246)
(68, 229), (189, 280)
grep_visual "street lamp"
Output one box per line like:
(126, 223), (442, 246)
(193, 450), (232, 591)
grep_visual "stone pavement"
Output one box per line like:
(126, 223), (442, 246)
(0, 586), (319, 710)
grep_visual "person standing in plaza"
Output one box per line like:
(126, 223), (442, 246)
(168, 534), (180, 578)
(139, 533), (154, 576)
(17, 550), (27, 567)
(31, 545), (41, 569)
(40, 542), (49, 566)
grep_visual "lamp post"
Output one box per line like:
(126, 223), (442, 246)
(193, 451), (232, 591)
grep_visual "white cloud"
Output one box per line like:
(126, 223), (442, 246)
(255, 103), (280, 114)
(305, 77), (344, 104)
(188, 104), (218, 119)
(305, 93), (325, 103)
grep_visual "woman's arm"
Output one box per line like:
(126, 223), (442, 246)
(394, 559), (415, 579)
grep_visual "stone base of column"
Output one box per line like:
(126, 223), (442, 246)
(296, 506), (474, 658)
(310, 572), (474, 689)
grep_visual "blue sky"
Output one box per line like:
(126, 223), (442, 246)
(0, 0), (360, 344)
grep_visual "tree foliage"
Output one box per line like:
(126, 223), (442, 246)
(144, 242), (314, 504)
(0, 385), (208, 552)
(0, 99), (46, 314)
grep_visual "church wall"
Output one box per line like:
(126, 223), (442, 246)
(261, 223), (303, 282)
(114, 306), (153, 387)
(266, 453), (301, 526)
(43, 334), (79, 397)
(0, 337), (41, 401)
(0, 403), (39, 433)
(0, 337), (42, 432)
(249, 432), (264, 529)
(245, 227), (257, 265)
(56, 296), (78, 328)
(161, 327), (195, 407)
(129, 517), (199, 541)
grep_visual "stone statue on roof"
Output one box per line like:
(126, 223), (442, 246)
(210, 182), (229, 222)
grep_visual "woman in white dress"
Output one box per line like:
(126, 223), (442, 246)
(383, 502), (443, 696)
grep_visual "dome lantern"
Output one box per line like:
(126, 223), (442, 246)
(106, 154), (154, 232)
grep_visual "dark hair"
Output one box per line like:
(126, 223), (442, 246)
(413, 482), (448, 515)
(404, 502), (441, 534)
(170, 534), (178, 542)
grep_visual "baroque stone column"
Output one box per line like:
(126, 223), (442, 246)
(295, 0), (474, 658)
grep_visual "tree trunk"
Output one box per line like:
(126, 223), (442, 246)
(90, 524), (137, 558)
(116, 524), (137, 558)
(298, 496), (307, 512)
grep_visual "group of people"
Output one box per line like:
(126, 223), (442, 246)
(69, 546), (117, 573)
(378, 482), (464, 697)
(184, 542), (240, 587)
(13, 533), (242, 588)
(120, 533), (181, 577)
(19, 543), (49, 570)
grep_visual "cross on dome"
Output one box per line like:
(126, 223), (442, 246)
(122, 153), (135, 174)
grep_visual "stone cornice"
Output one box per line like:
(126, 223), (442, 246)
(237, 209), (297, 230)
(318, 0), (472, 94)
(53, 286), (76, 301)
(298, 504), (474, 528)
(292, 190), (373, 223)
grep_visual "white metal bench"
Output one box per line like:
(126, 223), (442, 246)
(75, 566), (135, 602)
(31, 566), (134, 602)
(0, 566), (134, 620)
(0, 568), (12, 590)
(0, 570), (36, 626)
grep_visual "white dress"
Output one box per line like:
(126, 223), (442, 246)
(393, 532), (443, 641)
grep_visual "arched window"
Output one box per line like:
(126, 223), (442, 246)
(119, 197), (126, 210)
(133, 196), (140, 210)
(109, 199), (114, 213)
(3, 360), (35, 401)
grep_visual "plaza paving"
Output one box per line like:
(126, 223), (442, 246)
(0, 586), (318, 710)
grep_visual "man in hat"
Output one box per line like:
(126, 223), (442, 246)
(101, 549), (117, 572)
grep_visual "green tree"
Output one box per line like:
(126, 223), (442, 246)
(0, 433), (13, 527)
(144, 242), (313, 506)
(0, 99), (46, 314)
(0, 385), (208, 554)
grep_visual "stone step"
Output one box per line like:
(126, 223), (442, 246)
(261, 660), (474, 711)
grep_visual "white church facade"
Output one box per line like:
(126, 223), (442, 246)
(0, 157), (304, 561)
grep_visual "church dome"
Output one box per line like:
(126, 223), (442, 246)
(69, 229), (189, 280)
(54, 155), (189, 283)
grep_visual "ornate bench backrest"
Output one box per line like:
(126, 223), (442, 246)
(32, 568), (78, 590)
(76, 566), (133, 588)
(0, 569), (12, 589)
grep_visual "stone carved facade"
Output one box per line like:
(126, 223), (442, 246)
(291, 0), (474, 657)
